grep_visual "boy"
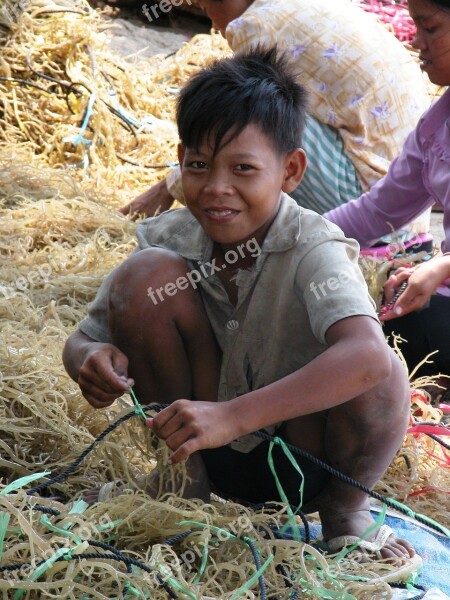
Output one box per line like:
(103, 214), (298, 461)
(63, 47), (414, 562)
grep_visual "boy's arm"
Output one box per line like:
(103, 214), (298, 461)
(63, 330), (133, 409)
(148, 315), (391, 464)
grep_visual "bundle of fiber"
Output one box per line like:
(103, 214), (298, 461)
(0, 4), (449, 598)
(0, 0), (230, 205)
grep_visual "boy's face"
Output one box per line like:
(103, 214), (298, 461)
(199, 0), (253, 35)
(178, 124), (306, 247)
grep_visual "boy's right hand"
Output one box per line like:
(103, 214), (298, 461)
(78, 343), (134, 409)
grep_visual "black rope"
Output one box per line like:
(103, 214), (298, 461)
(0, 540), (178, 599)
(391, 582), (427, 600)
(251, 430), (447, 536)
(27, 403), (165, 495)
(239, 535), (268, 600)
(25, 402), (449, 537)
(0, 76), (65, 97)
(427, 433), (450, 451)
(4, 401), (442, 596)
(378, 280), (408, 318)
(163, 530), (193, 546)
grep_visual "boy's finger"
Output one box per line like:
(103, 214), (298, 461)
(168, 440), (198, 465)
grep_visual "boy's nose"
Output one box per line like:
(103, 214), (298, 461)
(203, 171), (233, 196)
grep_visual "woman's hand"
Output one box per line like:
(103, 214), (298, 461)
(78, 343), (134, 408)
(381, 255), (450, 321)
(119, 179), (174, 218)
(146, 400), (240, 464)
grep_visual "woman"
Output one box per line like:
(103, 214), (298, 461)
(325, 0), (450, 381)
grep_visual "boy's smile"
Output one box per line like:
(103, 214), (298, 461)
(178, 124), (306, 248)
(409, 0), (450, 86)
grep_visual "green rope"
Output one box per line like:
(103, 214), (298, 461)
(268, 437), (304, 542)
(0, 512), (10, 561)
(129, 387), (147, 422)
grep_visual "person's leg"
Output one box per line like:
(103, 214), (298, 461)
(86, 247), (221, 503)
(108, 247), (221, 404)
(383, 295), (450, 379)
(290, 114), (363, 213)
(285, 348), (414, 561)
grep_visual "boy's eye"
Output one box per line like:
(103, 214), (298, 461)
(235, 164), (254, 172)
(189, 161), (208, 169)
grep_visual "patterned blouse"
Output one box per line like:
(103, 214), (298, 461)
(225, 0), (430, 190)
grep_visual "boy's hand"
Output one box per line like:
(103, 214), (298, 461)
(381, 256), (450, 321)
(78, 343), (134, 408)
(146, 400), (239, 464)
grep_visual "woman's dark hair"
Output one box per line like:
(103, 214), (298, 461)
(430, 0), (450, 8)
(176, 45), (308, 156)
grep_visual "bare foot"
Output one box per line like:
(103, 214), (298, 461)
(320, 504), (415, 563)
(84, 453), (211, 506)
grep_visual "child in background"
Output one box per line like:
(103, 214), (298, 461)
(325, 0), (450, 383)
(121, 0), (430, 244)
(64, 47), (415, 562)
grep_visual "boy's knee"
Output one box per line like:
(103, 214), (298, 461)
(108, 248), (192, 319)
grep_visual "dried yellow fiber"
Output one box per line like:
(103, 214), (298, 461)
(0, 3), (448, 598)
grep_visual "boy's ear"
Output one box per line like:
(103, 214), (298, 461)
(177, 143), (185, 167)
(281, 149), (307, 194)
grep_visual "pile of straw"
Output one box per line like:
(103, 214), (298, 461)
(0, 2), (449, 598)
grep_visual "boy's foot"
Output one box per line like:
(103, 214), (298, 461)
(320, 508), (415, 564)
(83, 453), (211, 505)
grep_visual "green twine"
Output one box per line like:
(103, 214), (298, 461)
(0, 471), (51, 495)
(178, 520), (273, 599)
(129, 387), (147, 422)
(386, 498), (450, 538)
(230, 553), (274, 600)
(157, 564), (197, 600)
(0, 511), (10, 561)
(268, 437), (304, 542)
(193, 539), (209, 584)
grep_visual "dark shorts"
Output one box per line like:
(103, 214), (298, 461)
(383, 294), (450, 377)
(201, 430), (330, 508)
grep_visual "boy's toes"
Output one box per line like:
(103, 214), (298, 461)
(381, 537), (415, 561)
(83, 487), (101, 506)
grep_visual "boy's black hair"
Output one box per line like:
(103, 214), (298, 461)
(176, 45), (308, 156)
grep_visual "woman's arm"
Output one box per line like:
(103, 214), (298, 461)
(324, 125), (434, 246)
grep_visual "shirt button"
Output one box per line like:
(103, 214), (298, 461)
(226, 320), (239, 330)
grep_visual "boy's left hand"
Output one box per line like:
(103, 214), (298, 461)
(381, 255), (450, 321)
(146, 400), (239, 464)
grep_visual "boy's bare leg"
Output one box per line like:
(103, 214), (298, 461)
(85, 248), (221, 504)
(285, 349), (414, 561)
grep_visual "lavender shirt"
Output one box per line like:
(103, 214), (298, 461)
(325, 88), (450, 254)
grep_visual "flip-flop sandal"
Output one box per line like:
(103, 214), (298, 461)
(323, 525), (423, 582)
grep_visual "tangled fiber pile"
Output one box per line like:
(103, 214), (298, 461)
(0, 1), (449, 598)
